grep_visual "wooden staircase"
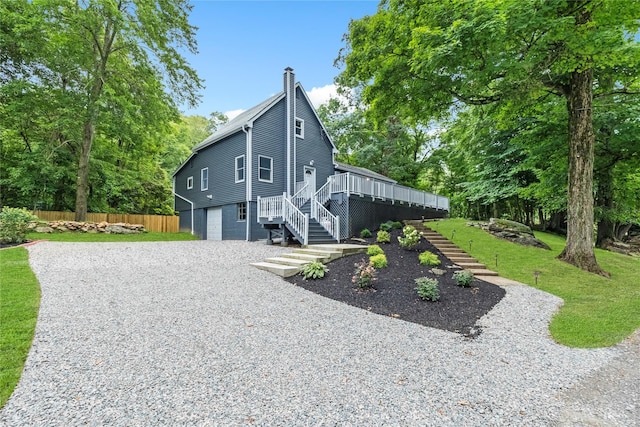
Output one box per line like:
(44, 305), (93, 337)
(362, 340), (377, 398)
(406, 220), (499, 277)
(250, 244), (367, 277)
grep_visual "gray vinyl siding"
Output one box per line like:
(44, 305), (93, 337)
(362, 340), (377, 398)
(178, 208), (207, 240)
(174, 131), (247, 211)
(294, 87), (334, 190)
(249, 201), (269, 240)
(252, 98), (286, 198)
(221, 204), (246, 240)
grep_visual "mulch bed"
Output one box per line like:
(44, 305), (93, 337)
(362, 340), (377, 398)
(285, 229), (506, 337)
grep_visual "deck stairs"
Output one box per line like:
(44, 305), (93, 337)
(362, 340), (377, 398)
(298, 201), (337, 244)
(405, 220), (499, 277)
(250, 243), (366, 278)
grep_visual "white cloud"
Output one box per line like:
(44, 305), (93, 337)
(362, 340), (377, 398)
(307, 84), (344, 108)
(224, 109), (245, 121)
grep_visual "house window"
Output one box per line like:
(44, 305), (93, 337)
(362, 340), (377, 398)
(237, 202), (247, 221)
(258, 155), (273, 183)
(186, 176), (193, 189)
(295, 118), (304, 139)
(235, 155), (245, 183)
(201, 167), (208, 191)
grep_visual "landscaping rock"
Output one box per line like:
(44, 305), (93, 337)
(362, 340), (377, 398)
(105, 225), (137, 234)
(29, 220), (145, 234)
(35, 226), (54, 233)
(475, 218), (551, 250)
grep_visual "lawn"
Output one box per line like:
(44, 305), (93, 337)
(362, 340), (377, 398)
(0, 248), (40, 409)
(26, 231), (198, 242)
(430, 218), (640, 348)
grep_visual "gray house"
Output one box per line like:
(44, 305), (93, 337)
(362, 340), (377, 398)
(173, 68), (449, 243)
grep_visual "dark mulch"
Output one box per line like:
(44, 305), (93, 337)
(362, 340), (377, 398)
(285, 229), (506, 338)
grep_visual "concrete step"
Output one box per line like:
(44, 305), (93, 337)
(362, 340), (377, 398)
(294, 248), (342, 260)
(264, 257), (309, 267)
(469, 268), (499, 277)
(305, 244), (367, 256)
(250, 262), (300, 278)
(457, 262), (488, 269)
(280, 252), (329, 262)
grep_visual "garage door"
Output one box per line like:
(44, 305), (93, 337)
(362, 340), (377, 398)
(206, 207), (222, 240)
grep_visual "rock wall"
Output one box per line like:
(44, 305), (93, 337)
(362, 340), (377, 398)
(30, 221), (145, 234)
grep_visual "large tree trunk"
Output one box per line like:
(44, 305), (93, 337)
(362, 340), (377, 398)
(558, 68), (607, 276)
(74, 121), (94, 221)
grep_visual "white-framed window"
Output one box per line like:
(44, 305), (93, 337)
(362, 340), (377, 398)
(201, 167), (208, 191)
(186, 176), (193, 190)
(258, 155), (273, 183)
(295, 117), (304, 139)
(235, 155), (245, 183)
(237, 202), (247, 221)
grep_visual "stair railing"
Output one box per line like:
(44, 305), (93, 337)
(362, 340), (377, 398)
(291, 183), (310, 208)
(283, 193), (309, 245)
(311, 198), (340, 241)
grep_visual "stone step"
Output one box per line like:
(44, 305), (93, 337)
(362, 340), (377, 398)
(280, 252), (329, 262)
(448, 256), (478, 263)
(264, 257), (309, 267)
(250, 262), (300, 278)
(305, 244), (367, 256)
(469, 268), (499, 277)
(457, 262), (488, 269)
(294, 248), (342, 260)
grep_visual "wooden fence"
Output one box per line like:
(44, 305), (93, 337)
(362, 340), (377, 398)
(32, 211), (179, 233)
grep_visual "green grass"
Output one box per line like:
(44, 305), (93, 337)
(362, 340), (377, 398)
(27, 231), (197, 242)
(0, 248), (40, 409)
(429, 218), (640, 348)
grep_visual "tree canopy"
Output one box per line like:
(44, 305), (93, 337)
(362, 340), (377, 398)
(338, 0), (640, 275)
(0, 0), (203, 220)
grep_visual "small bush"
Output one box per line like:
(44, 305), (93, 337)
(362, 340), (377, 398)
(376, 230), (390, 243)
(0, 207), (37, 244)
(379, 222), (392, 232)
(352, 259), (377, 289)
(419, 251), (441, 266)
(367, 244), (384, 256)
(398, 225), (422, 249)
(415, 277), (440, 301)
(360, 228), (372, 238)
(454, 270), (475, 287)
(300, 261), (328, 280)
(369, 253), (388, 268)
(391, 221), (403, 229)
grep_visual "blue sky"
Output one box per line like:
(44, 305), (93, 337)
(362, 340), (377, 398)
(181, 0), (378, 119)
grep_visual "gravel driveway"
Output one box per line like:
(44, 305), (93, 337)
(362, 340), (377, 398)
(1, 241), (637, 426)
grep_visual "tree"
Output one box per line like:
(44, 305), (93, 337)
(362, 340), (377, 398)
(338, 0), (640, 275)
(1, 0), (203, 220)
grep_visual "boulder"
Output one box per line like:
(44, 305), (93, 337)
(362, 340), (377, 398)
(35, 226), (54, 233)
(105, 224), (137, 234)
(484, 218), (551, 250)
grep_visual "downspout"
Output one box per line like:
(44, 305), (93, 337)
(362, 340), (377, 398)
(172, 181), (194, 235)
(242, 124), (253, 241)
(293, 86), (297, 190)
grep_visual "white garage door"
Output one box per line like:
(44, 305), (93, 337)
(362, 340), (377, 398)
(207, 207), (222, 240)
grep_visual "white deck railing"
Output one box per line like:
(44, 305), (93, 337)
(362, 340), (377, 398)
(257, 194), (284, 219)
(311, 199), (339, 241)
(328, 173), (449, 210)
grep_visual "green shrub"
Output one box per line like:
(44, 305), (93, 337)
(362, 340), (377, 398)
(0, 207), (37, 244)
(415, 277), (440, 301)
(367, 244), (384, 256)
(300, 261), (329, 280)
(419, 251), (441, 266)
(454, 270), (475, 287)
(369, 253), (388, 268)
(376, 230), (391, 243)
(398, 225), (421, 249)
(352, 259), (377, 289)
(360, 228), (372, 238)
(391, 221), (403, 229)
(379, 222), (392, 232)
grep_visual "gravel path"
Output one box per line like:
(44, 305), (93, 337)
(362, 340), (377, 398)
(1, 241), (637, 426)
